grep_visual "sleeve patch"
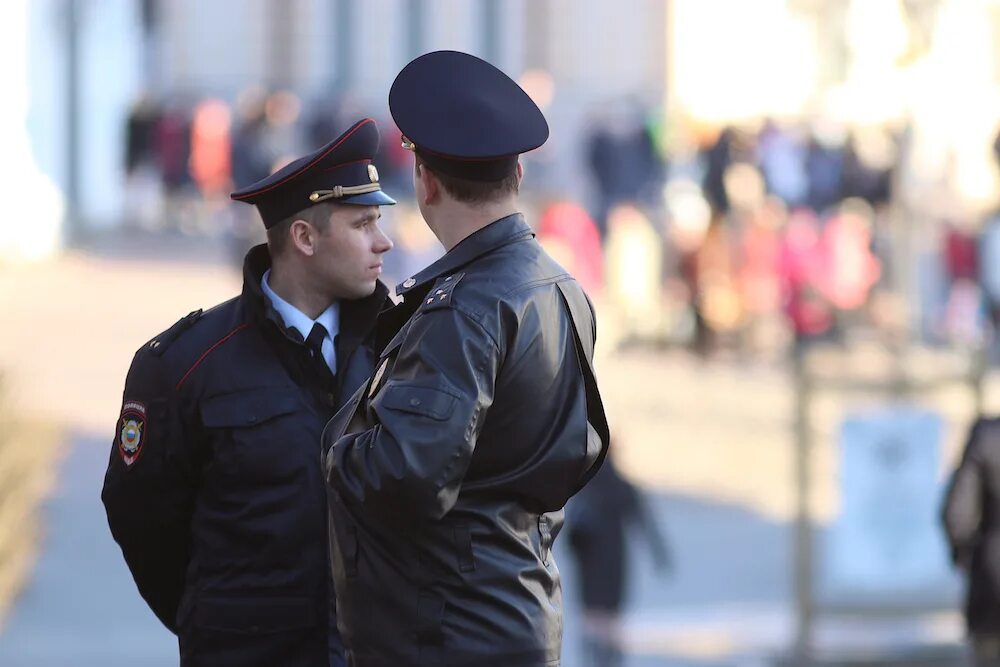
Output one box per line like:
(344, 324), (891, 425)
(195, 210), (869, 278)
(117, 400), (148, 467)
(419, 273), (464, 313)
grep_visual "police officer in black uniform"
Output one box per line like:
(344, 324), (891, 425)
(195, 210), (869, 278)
(102, 119), (395, 667)
(322, 52), (610, 666)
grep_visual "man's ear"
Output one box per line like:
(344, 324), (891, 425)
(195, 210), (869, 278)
(417, 162), (440, 206)
(289, 218), (317, 256)
(516, 160), (524, 185)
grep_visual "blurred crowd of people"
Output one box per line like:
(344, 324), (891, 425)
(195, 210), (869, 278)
(550, 109), (1000, 360)
(121, 88), (414, 263)
(121, 90), (1000, 360)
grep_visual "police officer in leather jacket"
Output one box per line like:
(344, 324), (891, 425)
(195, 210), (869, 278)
(323, 52), (610, 667)
(102, 119), (395, 667)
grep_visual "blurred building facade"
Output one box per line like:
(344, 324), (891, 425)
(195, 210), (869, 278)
(144, 0), (669, 207)
(11, 0), (1000, 259)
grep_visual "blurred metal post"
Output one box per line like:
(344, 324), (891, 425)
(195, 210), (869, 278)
(524, 0), (550, 72)
(334, 0), (354, 91)
(268, 0), (294, 89)
(63, 0), (82, 244)
(140, 0), (160, 88)
(404, 0), (423, 61)
(792, 349), (814, 664)
(481, 0), (499, 65)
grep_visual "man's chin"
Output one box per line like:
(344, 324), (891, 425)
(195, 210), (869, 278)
(349, 281), (378, 299)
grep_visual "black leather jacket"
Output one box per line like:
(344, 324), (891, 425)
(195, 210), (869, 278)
(102, 245), (389, 666)
(323, 214), (609, 667)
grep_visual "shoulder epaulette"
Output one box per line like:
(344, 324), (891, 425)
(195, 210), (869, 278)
(418, 273), (464, 313)
(148, 309), (203, 357)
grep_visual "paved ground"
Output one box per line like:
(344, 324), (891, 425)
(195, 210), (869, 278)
(0, 230), (993, 665)
(0, 433), (176, 667)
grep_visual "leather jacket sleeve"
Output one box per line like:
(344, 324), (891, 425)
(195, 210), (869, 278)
(101, 346), (197, 632)
(328, 307), (499, 523)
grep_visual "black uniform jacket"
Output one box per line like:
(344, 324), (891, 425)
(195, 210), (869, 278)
(323, 214), (610, 667)
(943, 416), (1000, 635)
(101, 245), (390, 667)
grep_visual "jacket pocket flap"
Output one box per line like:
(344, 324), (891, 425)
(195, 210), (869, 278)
(200, 389), (299, 428)
(192, 596), (319, 634)
(381, 383), (457, 421)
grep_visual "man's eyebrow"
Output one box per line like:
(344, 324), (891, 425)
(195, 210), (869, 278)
(352, 210), (380, 224)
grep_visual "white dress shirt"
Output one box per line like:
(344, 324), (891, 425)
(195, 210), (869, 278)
(261, 270), (339, 372)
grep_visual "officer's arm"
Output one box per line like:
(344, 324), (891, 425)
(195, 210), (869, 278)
(101, 347), (197, 633)
(942, 418), (988, 569)
(327, 307), (498, 522)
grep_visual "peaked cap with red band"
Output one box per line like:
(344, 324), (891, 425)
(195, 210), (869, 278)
(230, 118), (396, 229)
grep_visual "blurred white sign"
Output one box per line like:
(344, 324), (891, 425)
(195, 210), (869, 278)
(821, 408), (954, 601)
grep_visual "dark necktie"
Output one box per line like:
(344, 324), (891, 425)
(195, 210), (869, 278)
(306, 322), (327, 356)
(306, 322), (336, 387)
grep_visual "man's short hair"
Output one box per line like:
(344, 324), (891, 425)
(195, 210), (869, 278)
(266, 204), (331, 256)
(417, 156), (519, 204)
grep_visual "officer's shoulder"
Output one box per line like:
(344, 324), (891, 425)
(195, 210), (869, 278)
(456, 244), (566, 303)
(138, 297), (243, 365)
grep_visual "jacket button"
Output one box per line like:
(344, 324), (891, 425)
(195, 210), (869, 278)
(409, 398), (421, 407)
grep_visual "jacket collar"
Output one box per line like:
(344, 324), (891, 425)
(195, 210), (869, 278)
(395, 213), (534, 298)
(243, 245), (293, 336)
(242, 244), (390, 354)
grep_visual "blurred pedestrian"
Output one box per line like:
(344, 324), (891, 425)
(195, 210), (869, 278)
(804, 121), (845, 216)
(585, 103), (664, 238)
(226, 87), (272, 264)
(189, 98), (232, 202)
(155, 99), (195, 228)
(102, 119), (396, 667)
(567, 440), (671, 667)
(604, 203), (665, 346)
(981, 213), (1000, 360)
(756, 118), (807, 209)
(702, 126), (735, 218)
(122, 92), (163, 228)
(537, 199), (604, 297)
(779, 208), (835, 354)
(942, 221), (983, 346)
(942, 416), (1000, 667)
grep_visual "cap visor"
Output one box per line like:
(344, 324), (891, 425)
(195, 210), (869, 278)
(340, 190), (397, 206)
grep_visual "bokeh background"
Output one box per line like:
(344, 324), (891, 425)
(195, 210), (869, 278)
(3, 1), (1000, 665)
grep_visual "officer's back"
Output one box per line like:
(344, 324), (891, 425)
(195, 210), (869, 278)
(323, 51), (609, 667)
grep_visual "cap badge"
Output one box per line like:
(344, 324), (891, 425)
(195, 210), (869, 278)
(368, 164), (379, 183)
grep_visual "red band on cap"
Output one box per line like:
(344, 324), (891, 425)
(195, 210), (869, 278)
(231, 119), (375, 200)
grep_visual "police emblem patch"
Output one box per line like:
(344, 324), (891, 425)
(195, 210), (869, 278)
(118, 400), (147, 467)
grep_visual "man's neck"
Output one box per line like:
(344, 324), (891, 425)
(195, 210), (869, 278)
(430, 198), (519, 251)
(267, 261), (333, 320)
